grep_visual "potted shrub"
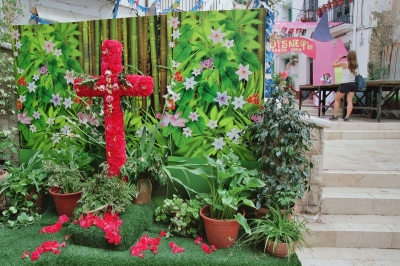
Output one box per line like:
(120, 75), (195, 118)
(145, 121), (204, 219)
(0, 127), (19, 170)
(155, 194), (205, 238)
(188, 152), (265, 248)
(244, 203), (310, 258)
(43, 145), (94, 217)
(74, 163), (137, 217)
(0, 151), (48, 227)
(247, 86), (315, 215)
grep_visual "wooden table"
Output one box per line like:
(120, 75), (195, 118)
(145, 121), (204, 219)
(299, 80), (400, 122)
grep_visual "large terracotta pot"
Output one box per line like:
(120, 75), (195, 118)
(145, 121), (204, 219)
(266, 240), (297, 258)
(200, 205), (245, 248)
(133, 178), (152, 205)
(49, 187), (82, 217)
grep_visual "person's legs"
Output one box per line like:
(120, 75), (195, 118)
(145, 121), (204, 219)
(345, 92), (355, 119)
(333, 91), (346, 116)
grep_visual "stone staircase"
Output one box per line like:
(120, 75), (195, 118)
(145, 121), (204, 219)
(297, 118), (400, 265)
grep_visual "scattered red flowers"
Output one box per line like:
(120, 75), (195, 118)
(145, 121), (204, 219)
(130, 232), (164, 258)
(40, 215), (70, 234)
(169, 242), (184, 254)
(17, 77), (26, 86)
(21, 240), (66, 261)
(194, 236), (217, 255)
(74, 211), (123, 245)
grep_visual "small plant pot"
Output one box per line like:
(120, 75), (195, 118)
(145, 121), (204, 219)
(200, 205), (245, 248)
(266, 240), (297, 258)
(49, 187), (82, 217)
(133, 178), (152, 205)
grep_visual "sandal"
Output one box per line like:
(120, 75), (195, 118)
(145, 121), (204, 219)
(329, 115), (338, 121)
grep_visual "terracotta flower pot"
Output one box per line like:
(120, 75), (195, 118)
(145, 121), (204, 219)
(133, 178), (152, 205)
(266, 240), (297, 258)
(200, 205), (245, 248)
(49, 187), (82, 217)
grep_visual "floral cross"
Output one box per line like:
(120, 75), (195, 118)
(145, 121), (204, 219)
(73, 40), (154, 176)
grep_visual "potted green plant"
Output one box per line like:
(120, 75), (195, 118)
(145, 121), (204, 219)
(247, 86), (315, 214)
(74, 163), (138, 217)
(43, 145), (94, 216)
(155, 194), (205, 238)
(0, 127), (19, 170)
(0, 151), (48, 227)
(290, 54), (298, 65)
(244, 202), (310, 259)
(189, 152), (265, 248)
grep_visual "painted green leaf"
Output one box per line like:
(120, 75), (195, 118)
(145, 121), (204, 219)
(238, 50), (261, 71)
(186, 116), (206, 134)
(210, 105), (218, 120)
(47, 55), (58, 76)
(162, 124), (174, 137)
(198, 82), (217, 102)
(24, 92), (35, 108)
(237, 10), (259, 25)
(246, 39), (262, 50)
(176, 105), (192, 119)
(179, 89), (194, 105)
(37, 86), (52, 103)
(17, 52), (31, 69)
(32, 116), (47, 131)
(178, 25), (194, 42)
(173, 42), (192, 62)
(213, 49), (228, 70)
(219, 117), (234, 127)
(219, 19), (238, 33)
(44, 75), (54, 89)
(20, 124), (33, 143)
(65, 58), (83, 73)
(207, 11), (227, 22)
(19, 36), (31, 53)
(220, 67), (240, 90)
(54, 72), (68, 93)
(172, 127), (189, 148)
(50, 31), (64, 44)
(69, 48), (82, 58)
(229, 32), (245, 53)
(60, 43), (71, 61)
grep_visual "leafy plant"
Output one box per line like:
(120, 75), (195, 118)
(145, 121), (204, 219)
(0, 54), (17, 115)
(247, 87), (315, 209)
(0, 127), (19, 168)
(188, 152), (264, 233)
(43, 145), (94, 193)
(0, 151), (48, 228)
(74, 163), (138, 217)
(367, 62), (388, 80)
(155, 194), (205, 238)
(244, 203), (310, 259)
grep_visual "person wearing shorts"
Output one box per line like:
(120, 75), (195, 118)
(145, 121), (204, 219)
(329, 50), (359, 122)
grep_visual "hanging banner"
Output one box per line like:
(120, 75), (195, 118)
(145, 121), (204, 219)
(270, 37), (316, 58)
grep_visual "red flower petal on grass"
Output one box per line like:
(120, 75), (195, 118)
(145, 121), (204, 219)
(21, 251), (30, 259)
(30, 251), (40, 261)
(201, 243), (211, 254)
(58, 215), (70, 223)
(194, 236), (202, 245)
(159, 230), (166, 237)
(211, 245), (217, 252)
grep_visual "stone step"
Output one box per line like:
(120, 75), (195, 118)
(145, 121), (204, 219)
(321, 187), (400, 215)
(326, 122), (400, 131)
(300, 214), (400, 249)
(324, 129), (400, 140)
(297, 247), (400, 266)
(323, 170), (400, 188)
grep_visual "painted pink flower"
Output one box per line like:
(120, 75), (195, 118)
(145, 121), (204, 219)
(251, 114), (263, 123)
(157, 112), (187, 127)
(18, 112), (32, 124)
(106, 95), (114, 103)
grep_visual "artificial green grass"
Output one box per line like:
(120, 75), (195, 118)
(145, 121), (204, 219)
(0, 203), (302, 266)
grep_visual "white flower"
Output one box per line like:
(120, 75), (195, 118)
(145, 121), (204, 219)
(207, 120), (218, 129)
(136, 126), (149, 138)
(223, 39), (234, 49)
(188, 111), (200, 122)
(15, 40), (22, 49)
(42, 39), (55, 53)
(183, 127), (192, 137)
(18, 95), (26, 103)
(33, 111), (41, 119)
(17, 67), (24, 74)
(208, 28), (226, 44)
(27, 82), (37, 93)
(50, 93), (62, 106)
(231, 96), (246, 109)
(236, 64), (252, 81)
(33, 74), (40, 81)
(212, 137), (226, 151)
(167, 16), (180, 29)
(12, 29), (20, 40)
(54, 49), (62, 57)
(170, 92), (180, 102)
(172, 29), (181, 40)
(63, 97), (73, 109)
(192, 69), (202, 76)
(172, 60), (181, 68)
(47, 118), (55, 125)
(29, 124), (36, 133)
(64, 70), (75, 84)
(183, 77), (197, 90)
(51, 133), (61, 144)
(61, 125), (72, 135)
(169, 41), (175, 48)
(13, 51), (18, 57)
(214, 91), (231, 107)
(227, 128), (241, 140)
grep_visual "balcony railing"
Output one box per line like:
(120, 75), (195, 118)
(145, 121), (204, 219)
(323, 0), (354, 24)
